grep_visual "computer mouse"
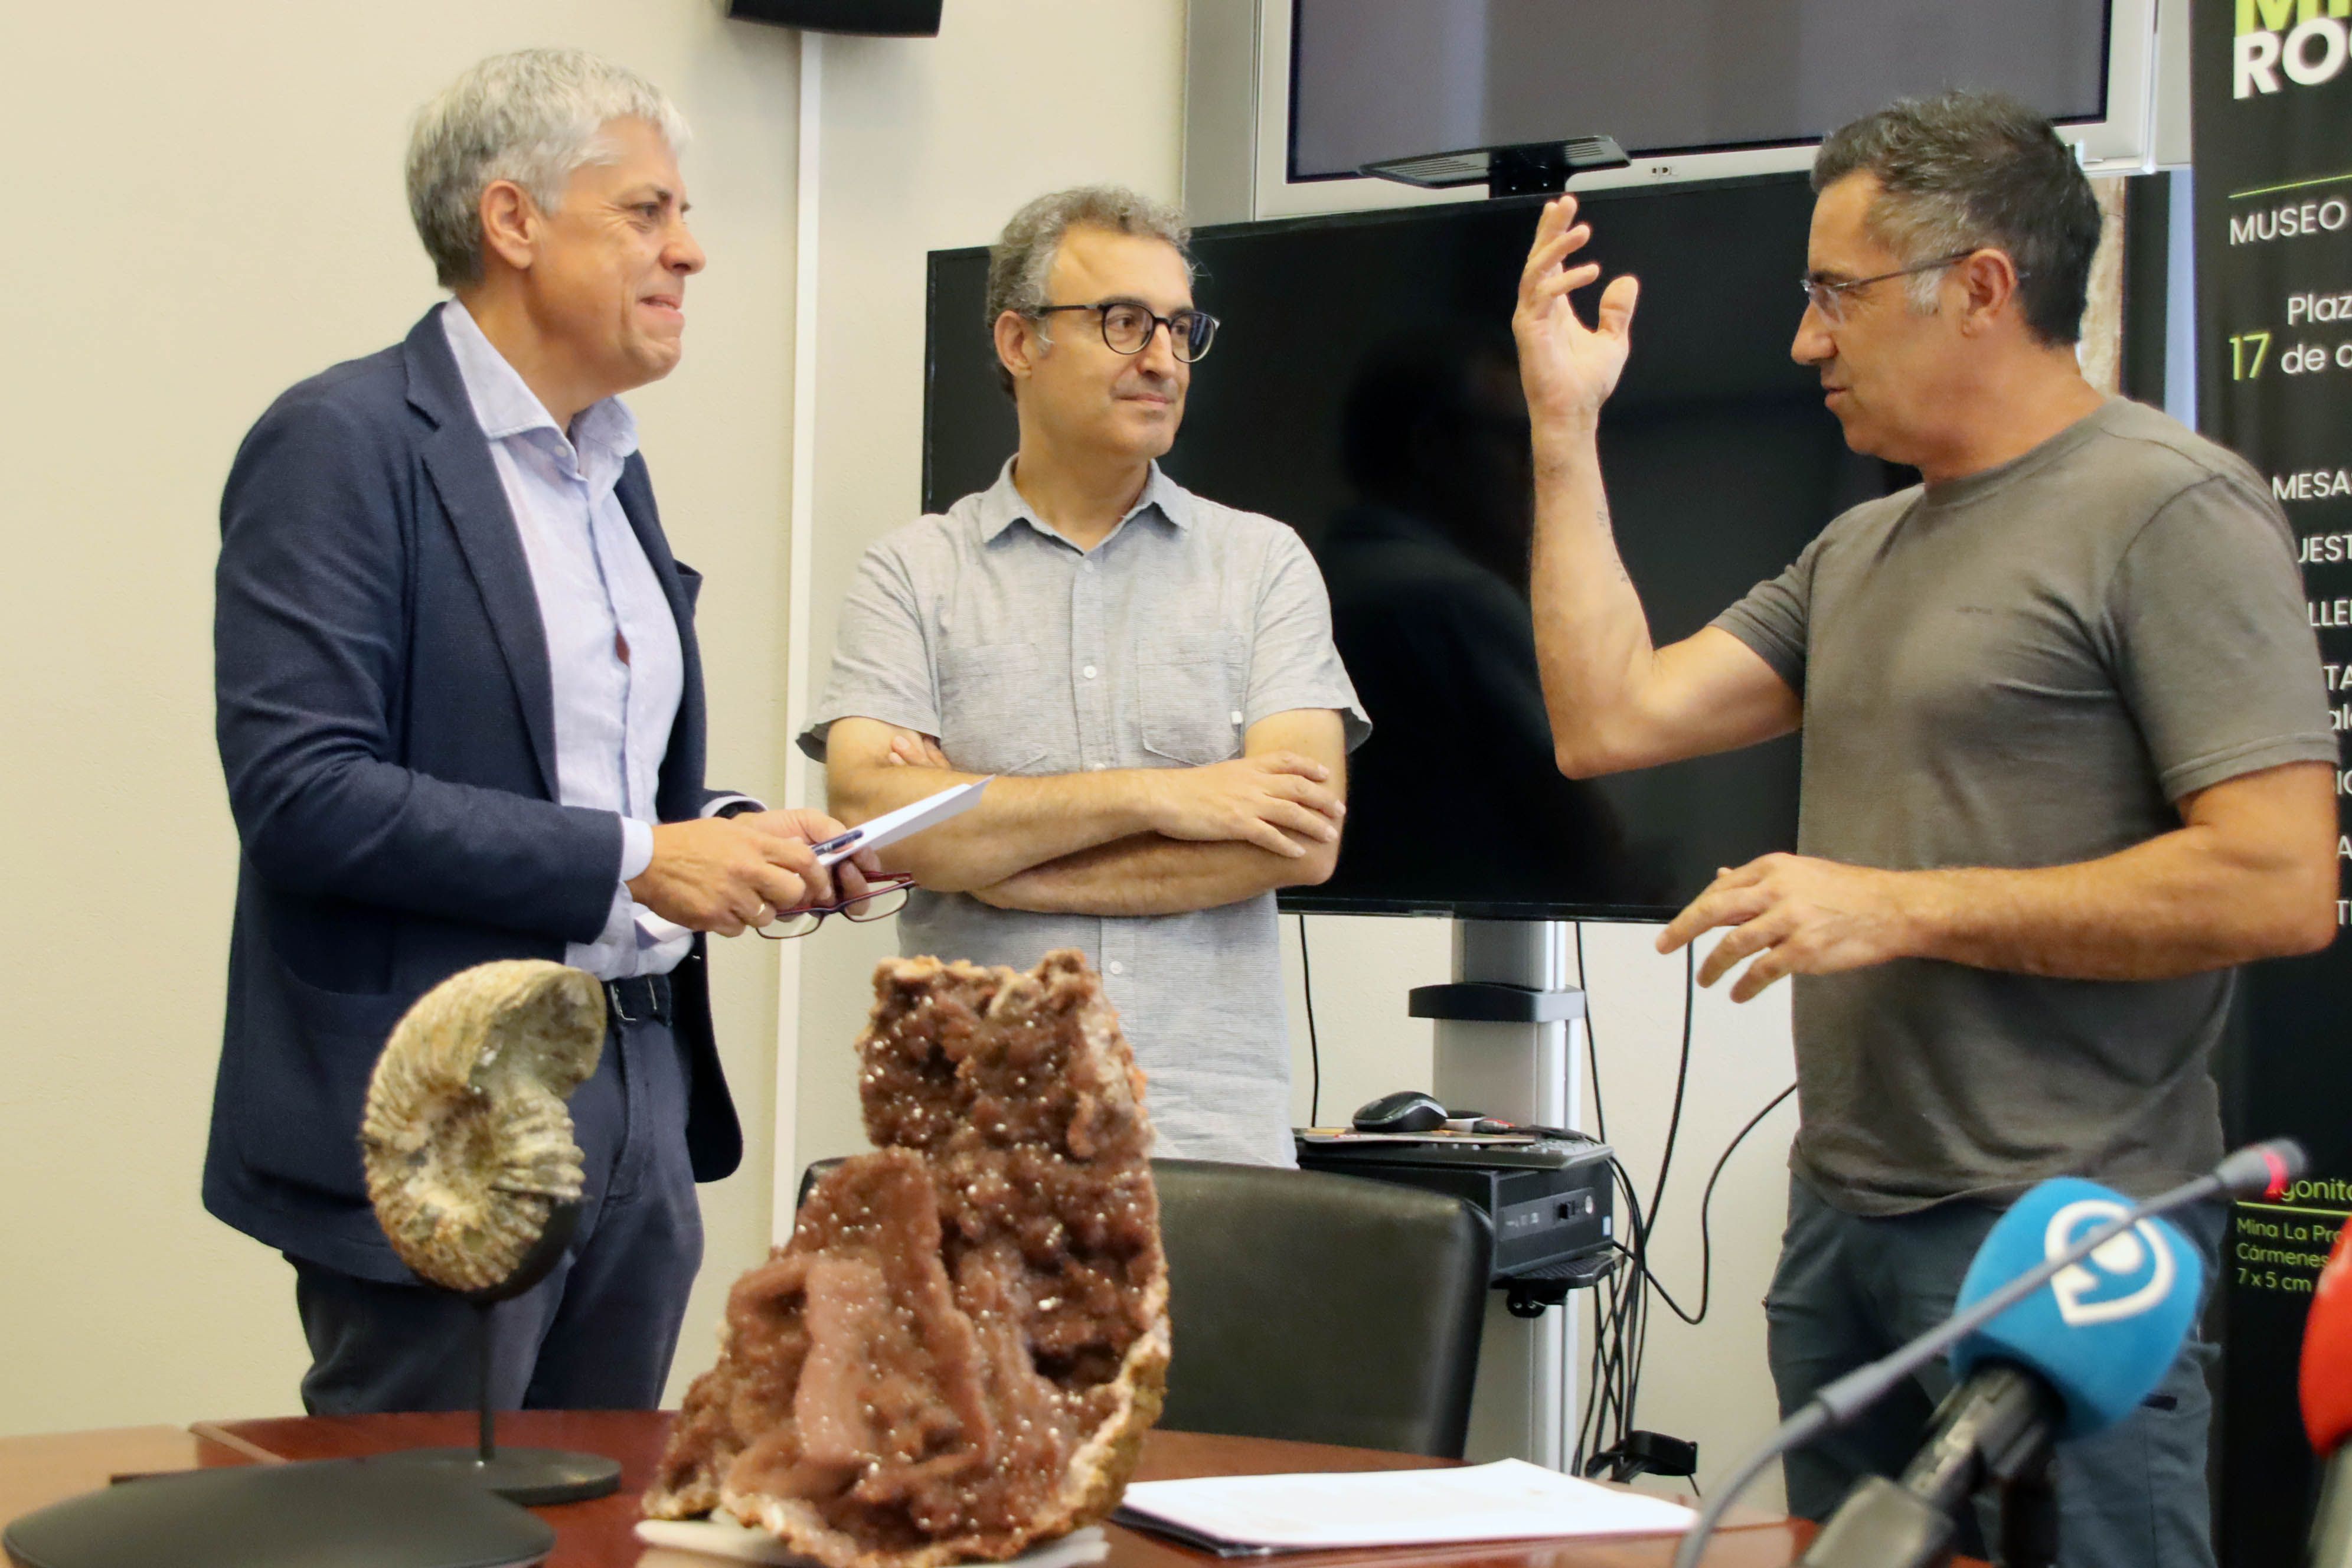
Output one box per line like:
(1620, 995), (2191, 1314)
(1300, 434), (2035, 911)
(1353, 1090), (1448, 1134)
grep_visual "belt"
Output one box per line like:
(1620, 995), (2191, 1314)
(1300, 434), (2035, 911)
(605, 973), (674, 1027)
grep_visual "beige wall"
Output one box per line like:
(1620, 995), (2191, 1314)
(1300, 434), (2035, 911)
(4, 0), (1803, 1496)
(0, 1), (800, 1433)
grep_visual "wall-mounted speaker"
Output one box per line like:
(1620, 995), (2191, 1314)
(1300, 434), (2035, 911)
(726, 0), (942, 35)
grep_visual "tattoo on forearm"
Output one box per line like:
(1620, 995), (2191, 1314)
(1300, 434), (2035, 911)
(1598, 505), (1631, 585)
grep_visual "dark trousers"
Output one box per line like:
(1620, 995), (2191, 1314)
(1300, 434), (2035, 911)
(291, 1010), (704, 1413)
(1765, 1175), (2222, 1568)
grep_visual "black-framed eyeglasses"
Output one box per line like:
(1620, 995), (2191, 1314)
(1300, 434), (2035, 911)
(754, 874), (915, 940)
(1799, 249), (2007, 324)
(1033, 300), (1220, 362)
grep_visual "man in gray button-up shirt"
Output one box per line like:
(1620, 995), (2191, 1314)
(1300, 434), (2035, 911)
(801, 187), (1368, 1165)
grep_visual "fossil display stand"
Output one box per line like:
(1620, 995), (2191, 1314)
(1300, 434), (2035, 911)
(357, 959), (624, 1505)
(376, 1201), (621, 1505)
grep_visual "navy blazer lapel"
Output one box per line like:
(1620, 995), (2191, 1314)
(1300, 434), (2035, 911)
(401, 311), (562, 801)
(617, 459), (708, 821)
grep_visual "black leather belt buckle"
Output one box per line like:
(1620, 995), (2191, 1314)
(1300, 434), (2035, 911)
(605, 974), (673, 1027)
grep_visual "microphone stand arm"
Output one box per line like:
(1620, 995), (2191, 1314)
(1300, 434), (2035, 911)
(1991, 1441), (2059, 1568)
(1669, 1166), (2231, 1568)
(1796, 1363), (2058, 1568)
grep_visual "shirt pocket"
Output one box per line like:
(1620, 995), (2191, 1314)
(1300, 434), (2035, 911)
(937, 642), (1050, 774)
(1140, 631), (1247, 766)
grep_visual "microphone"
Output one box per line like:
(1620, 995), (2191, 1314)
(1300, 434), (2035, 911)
(2304, 1214), (2352, 1568)
(1670, 1139), (2304, 1568)
(1950, 1178), (2204, 1436)
(1798, 1178), (2204, 1568)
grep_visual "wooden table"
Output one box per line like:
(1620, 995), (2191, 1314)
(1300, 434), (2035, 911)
(6, 1413), (1845, 1568)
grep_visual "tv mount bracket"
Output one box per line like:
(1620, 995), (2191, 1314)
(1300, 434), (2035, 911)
(1363, 135), (1630, 199)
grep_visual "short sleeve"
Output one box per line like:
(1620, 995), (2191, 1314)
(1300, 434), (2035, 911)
(1710, 530), (1825, 696)
(2108, 476), (2333, 801)
(796, 541), (939, 761)
(1246, 527), (1372, 750)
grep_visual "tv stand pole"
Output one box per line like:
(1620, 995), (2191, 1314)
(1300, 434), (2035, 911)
(1413, 919), (1587, 1470)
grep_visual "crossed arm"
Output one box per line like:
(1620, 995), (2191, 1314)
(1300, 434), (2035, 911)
(822, 709), (1349, 916)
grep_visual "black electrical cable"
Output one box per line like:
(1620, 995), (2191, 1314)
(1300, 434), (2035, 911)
(1641, 943), (1698, 1234)
(1590, 1266), (1635, 1469)
(1623, 1082), (1799, 1328)
(1574, 945), (1798, 1487)
(1572, 928), (1651, 1476)
(1572, 923), (1608, 1146)
(1622, 943), (1697, 1436)
(1298, 914), (1321, 1128)
(1581, 1154), (1653, 1472)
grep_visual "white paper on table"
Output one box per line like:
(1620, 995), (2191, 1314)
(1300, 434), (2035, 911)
(634, 1519), (1109, 1568)
(1114, 1460), (1695, 1551)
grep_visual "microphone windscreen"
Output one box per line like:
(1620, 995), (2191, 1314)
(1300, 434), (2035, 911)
(2303, 1216), (2352, 1454)
(2215, 1139), (2308, 1200)
(1949, 1178), (2203, 1440)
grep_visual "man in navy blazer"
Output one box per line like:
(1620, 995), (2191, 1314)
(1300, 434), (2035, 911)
(208, 50), (862, 1414)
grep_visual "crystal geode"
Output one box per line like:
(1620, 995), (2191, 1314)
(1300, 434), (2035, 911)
(645, 950), (1170, 1568)
(360, 959), (605, 1294)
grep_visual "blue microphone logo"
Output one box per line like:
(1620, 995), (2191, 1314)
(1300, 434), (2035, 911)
(1953, 1178), (2203, 1437)
(2044, 1198), (2179, 1327)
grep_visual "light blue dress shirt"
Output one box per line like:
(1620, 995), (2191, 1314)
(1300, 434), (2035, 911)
(799, 461), (1368, 1165)
(440, 300), (693, 979)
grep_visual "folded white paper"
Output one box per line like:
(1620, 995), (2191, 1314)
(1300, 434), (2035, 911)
(1115, 1459), (1694, 1551)
(633, 1519), (1109, 1568)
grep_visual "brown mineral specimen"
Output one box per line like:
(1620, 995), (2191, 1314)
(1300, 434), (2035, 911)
(646, 950), (1168, 1568)
(359, 959), (605, 1294)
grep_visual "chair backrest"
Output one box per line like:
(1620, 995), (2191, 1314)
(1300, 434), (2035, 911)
(796, 1155), (1492, 1458)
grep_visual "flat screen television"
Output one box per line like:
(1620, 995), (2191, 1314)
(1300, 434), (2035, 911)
(1192, 0), (2161, 222)
(921, 173), (1908, 920)
(1290, 0), (2115, 182)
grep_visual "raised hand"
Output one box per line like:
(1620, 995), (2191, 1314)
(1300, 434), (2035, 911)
(1513, 193), (1641, 430)
(1147, 753), (1344, 859)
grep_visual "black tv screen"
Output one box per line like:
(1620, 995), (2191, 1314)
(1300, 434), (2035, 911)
(1289, 0), (2113, 179)
(921, 173), (1905, 920)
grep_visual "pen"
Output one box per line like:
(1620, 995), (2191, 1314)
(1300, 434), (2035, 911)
(809, 827), (864, 858)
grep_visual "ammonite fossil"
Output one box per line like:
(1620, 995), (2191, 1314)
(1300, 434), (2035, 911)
(645, 950), (1170, 1568)
(360, 959), (606, 1295)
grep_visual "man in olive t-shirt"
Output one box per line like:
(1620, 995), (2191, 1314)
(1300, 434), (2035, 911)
(1713, 394), (2329, 1214)
(1513, 93), (2334, 1568)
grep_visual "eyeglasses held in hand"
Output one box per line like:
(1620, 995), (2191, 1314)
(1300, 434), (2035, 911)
(754, 874), (916, 940)
(1033, 300), (1220, 362)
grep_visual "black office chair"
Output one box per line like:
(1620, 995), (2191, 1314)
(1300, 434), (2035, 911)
(796, 1155), (1492, 1459)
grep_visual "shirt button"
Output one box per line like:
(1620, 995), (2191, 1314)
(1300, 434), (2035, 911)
(1108, 961), (1126, 976)
(1231, 710), (1243, 725)
(1088, 762), (1107, 770)
(1082, 664), (1099, 680)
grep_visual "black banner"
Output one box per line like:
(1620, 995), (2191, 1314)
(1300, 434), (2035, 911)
(2192, 4), (2352, 1563)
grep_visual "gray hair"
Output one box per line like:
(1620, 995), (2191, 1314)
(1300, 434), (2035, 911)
(406, 48), (691, 289)
(1812, 90), (2101, 346)
(984, 185), (1193, 395)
